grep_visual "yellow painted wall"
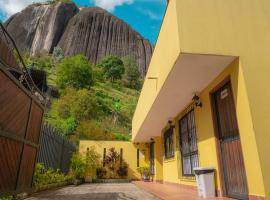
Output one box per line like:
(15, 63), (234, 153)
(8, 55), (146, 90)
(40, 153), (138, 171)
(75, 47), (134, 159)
(174, 0), (270, 197)
(142, 60), (265, 197)
(153, 137), (163, 181)
(79, 141), (148, 180)
(133, 0), (269, 198)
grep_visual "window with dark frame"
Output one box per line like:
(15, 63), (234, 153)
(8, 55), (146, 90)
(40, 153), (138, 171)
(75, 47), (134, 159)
(164, 127), (174, 159)
(179, 109), (199, 176)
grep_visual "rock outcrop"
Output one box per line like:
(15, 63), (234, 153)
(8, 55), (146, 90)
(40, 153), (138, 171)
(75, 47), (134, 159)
(5, 2), (153, 76)
(6, 2), (78, 55)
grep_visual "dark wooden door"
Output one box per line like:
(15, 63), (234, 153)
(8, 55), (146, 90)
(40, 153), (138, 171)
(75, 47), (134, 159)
(213, 82), (248, 200)
(149, 142), (155, 175)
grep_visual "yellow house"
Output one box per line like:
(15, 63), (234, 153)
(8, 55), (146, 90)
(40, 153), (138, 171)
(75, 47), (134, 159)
(132, 0), (270, 199)
(79, 140), (149, 180)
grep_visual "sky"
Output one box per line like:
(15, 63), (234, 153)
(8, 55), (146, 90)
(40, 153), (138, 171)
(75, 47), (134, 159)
(0, 0), (167, 44)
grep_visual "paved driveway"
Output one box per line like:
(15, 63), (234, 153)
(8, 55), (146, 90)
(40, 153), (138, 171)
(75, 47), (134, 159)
(26, 183), (161, 200)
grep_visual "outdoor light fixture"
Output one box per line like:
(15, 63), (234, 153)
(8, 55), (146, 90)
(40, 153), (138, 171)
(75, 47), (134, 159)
(168, 120), (176, 129)
(192, 94), (203, 108)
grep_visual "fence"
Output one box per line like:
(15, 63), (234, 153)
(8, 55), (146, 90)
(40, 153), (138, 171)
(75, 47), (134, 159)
(37, 123), (76, 174)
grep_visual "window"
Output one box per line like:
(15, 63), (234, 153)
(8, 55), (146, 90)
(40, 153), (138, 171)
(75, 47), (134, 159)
(179, 109), (199, 176)
(164, 128), (174, 159)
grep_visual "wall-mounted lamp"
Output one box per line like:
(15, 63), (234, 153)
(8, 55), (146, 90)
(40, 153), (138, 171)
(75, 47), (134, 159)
(192, 94), (203, 108)
(168, 120), (175, 129)
(150, 138), (155, 143)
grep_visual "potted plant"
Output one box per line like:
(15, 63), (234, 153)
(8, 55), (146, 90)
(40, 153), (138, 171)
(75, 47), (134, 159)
(70, 152), (87, 185)
(137, 165), (151, 181)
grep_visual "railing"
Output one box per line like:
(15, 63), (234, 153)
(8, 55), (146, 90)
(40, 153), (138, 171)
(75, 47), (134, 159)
(37, 123), (76, 174)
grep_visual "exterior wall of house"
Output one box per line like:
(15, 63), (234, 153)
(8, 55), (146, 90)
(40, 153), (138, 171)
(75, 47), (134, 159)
(147, 60), (265, 198)
(79, 141), (148, 180)
(174, 0), (270, 198)
(132, 0), (270, 198)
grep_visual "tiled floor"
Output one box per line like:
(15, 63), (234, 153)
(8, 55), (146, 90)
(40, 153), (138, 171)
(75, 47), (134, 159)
(133, 181), (232, 200)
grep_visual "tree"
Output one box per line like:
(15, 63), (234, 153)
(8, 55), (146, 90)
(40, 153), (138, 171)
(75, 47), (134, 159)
(99, 56), (125, 82)
(122, 57), (142, 89)
(56, 55), (94, 90)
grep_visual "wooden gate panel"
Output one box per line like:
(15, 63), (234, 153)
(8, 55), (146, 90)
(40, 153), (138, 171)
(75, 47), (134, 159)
(0, 72), (31, 137)
(16, 145), (37, 191)
(0, 137), (22, 191)
(25, 103), (43, 144)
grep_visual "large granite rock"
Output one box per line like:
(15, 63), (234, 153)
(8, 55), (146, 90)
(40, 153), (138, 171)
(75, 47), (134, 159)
(6, 2), (78, 55)
(5, 3), (153, 76)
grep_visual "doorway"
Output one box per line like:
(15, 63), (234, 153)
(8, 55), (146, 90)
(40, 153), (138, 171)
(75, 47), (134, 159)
(212, 81), (248, 199)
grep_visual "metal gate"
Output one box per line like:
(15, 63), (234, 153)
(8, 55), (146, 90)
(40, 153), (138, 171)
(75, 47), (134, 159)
(0, 23), (45, 196)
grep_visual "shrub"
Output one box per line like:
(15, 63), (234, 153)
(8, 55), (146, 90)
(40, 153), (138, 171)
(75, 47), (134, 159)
(96, 167), (107, 179)
(98, 56), (125, 82)
(33, 163), (70, 189)
(85, 146), (102, 179)
(56, 55), (94, 90)
(117, 161), (128, 177)
(58, 88), (99, 121)
(70, 152), (87, 180)
(74, 120), (115, 142)
(122, 57), (142, 89)
(137, 165), (151, 177)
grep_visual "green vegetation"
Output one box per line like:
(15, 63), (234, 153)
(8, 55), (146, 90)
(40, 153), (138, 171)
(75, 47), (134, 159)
(56, 55), (94, 90)
(25, 50), (141, 142)
(70, 152), (87, 179)
(98, 56), (125, 82)
(33, 163), (71, 190)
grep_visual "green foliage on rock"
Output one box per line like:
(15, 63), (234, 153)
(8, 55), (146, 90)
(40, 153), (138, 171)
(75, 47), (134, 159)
(99, 56), (125, 82)
(56, 55), (94, 90)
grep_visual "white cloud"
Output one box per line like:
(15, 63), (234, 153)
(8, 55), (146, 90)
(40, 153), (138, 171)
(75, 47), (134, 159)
(92, 0), (134, 11)
(0, 0), (47, 18)
(137, 8), (162, 20)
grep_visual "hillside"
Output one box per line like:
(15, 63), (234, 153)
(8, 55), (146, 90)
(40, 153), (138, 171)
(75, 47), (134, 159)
(25, 53), (141, 143)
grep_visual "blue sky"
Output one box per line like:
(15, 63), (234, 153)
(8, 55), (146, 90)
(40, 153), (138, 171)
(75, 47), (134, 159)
(0, 0), (166, 44)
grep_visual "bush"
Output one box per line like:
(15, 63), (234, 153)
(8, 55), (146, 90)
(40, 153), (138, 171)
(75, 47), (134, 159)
(98, 56), (125, 82)
(74, 120), (115, 142)
(137, 165), (151, 177)
(122, 57), (142, 89)
(56, 55), (94, 90)
(96, 167), (107, 179)
(113, 133), (131, 141)
(70, 152), (87, 180)
(33, 163), (70, 189)
(117, 161), (128, 177)
(58, 88), (99, 121)
(85, 146), (102, 179)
